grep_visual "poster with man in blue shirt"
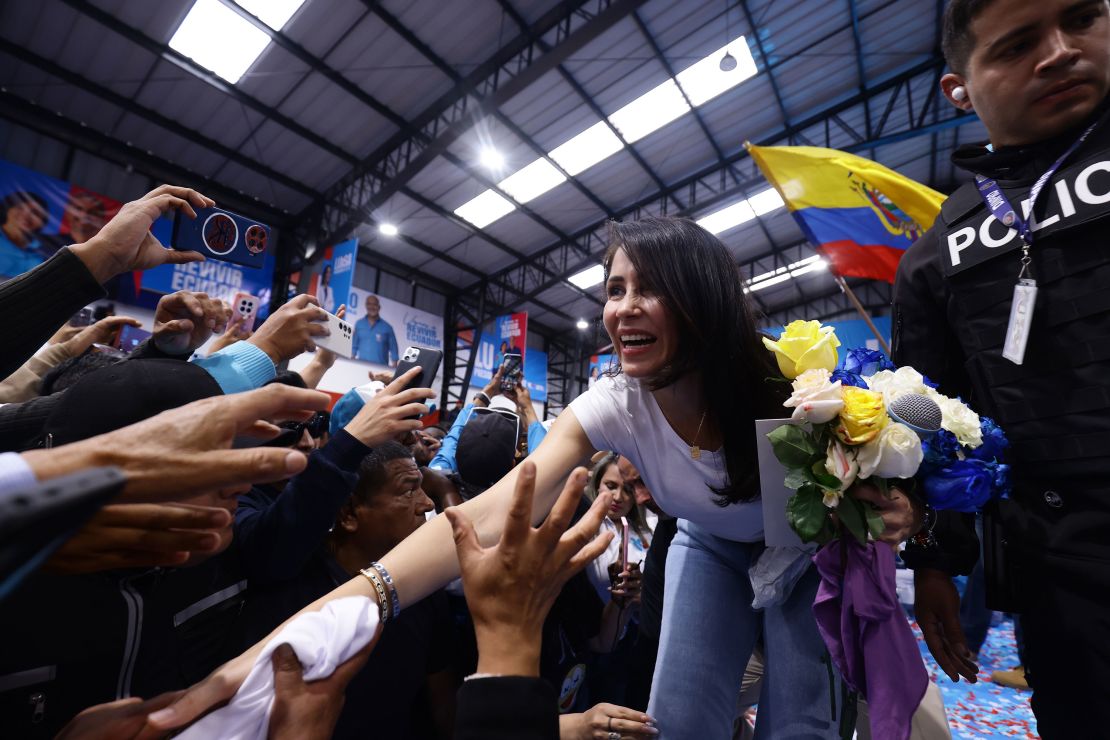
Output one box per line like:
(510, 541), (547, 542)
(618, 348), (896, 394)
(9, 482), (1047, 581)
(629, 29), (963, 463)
(352, 293), (399, 366)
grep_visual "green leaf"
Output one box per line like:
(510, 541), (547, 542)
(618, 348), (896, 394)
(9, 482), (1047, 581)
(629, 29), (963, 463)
(866, 505), (886, 540)
(836, 496), (869, 545)
(783, 468), (810, 490)
(768, 424), (819, 468)
(787, 484), (830, 543)
(809, 461), (842, 490)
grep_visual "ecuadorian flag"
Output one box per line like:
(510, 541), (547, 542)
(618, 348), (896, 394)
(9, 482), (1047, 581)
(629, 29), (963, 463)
(747, 144), (945, 283)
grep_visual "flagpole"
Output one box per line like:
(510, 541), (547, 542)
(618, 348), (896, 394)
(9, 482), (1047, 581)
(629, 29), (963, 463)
(834, 274), (892, 356)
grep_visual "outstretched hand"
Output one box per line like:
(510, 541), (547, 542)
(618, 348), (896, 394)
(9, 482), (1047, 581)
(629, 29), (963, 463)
(153, 291), (231, 355)
(915, 568), (979, 683)
(446, 463), (613, 676)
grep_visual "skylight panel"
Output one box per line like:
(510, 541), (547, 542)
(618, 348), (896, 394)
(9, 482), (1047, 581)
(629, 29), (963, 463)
(498, 158), (567, 204)
(568, 264), (606, 290)
(748, 187), (785, 216)
(235, 0), (307, 30)
(454, 190), (516, 228)
(608, 79), (691, 143)
(549, 121), (624, 176)
(168, 0), (271, 84)
(697, 200), (756, 235)
(676, 37), (758, 107)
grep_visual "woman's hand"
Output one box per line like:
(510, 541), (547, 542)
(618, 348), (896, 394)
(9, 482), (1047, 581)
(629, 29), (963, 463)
(560, 703), (658, 739)
(848, 482), (922, 549)
(607, 561), (643, 608)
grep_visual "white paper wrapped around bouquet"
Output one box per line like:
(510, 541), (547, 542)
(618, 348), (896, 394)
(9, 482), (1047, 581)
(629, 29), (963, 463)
(754, 418), (806, 548)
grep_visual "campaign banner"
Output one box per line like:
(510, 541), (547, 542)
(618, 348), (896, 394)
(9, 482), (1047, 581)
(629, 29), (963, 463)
(0, 158), (122, 279)
(347, 286), (444, 367)
(141, 216), (276, 314)
(306, 238), (356, 315)
(470, 312), (528, 385)
(523, 348), (548, 402)
(588, 353), (618, 387)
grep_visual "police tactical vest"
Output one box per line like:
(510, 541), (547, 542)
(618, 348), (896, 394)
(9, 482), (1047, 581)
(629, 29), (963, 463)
(935, 143), (1110, 482)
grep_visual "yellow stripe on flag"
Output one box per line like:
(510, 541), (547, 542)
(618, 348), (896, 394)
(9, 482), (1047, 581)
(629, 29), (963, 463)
(746, 144), (945, 228)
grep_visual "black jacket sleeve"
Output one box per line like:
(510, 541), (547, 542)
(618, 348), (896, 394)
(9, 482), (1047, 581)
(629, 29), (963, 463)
(455, 676), (558, 740)
(0, 248), (105, 379)
(232, 429), (370, 584)
(892, 227), (980, 576)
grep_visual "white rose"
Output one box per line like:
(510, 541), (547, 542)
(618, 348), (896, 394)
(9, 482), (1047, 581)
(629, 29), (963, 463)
(864, 367), (930, 404)
(825, 439), (859, 490)
(784, 368), (844, 424)
(856, 423), (924, 479)
(822, 489), (842, 509)
(938, 396), (983, 448)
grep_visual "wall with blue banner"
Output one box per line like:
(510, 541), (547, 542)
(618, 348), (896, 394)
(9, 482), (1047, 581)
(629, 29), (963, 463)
(307, 237), (356, 315)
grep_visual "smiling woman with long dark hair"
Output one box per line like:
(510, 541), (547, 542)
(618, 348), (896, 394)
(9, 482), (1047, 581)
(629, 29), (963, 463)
(155, 216), (913, 739)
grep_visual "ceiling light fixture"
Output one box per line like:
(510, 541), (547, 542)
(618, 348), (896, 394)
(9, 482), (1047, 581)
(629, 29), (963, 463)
(719, 52), (738, 72)
(168, 0), (270, 83)
(378, 223), (399, 236)
(479, 147), (505, 171)
(576, 319), (589, 330)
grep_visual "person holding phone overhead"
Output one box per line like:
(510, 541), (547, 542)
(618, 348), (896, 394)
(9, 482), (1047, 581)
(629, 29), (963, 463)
(147, 218), (919, 739)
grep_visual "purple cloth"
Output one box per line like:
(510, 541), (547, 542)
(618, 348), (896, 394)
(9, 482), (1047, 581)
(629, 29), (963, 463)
(812, 540), (927, 740)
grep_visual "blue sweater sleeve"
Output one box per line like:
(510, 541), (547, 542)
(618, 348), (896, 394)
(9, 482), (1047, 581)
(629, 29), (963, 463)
(192, 341), (275, 394)
(527, 420), (547, 455)
(233, 429), (370, 584)
(429, 403), (474, 473)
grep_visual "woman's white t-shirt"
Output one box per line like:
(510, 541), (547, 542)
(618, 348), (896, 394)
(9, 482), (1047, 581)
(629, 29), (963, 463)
(569, 374), (764, 542)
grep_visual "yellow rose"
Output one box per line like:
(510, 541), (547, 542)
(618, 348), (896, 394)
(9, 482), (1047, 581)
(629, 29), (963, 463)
(834, 387), (889, 445)
(762, 320), (841, 379)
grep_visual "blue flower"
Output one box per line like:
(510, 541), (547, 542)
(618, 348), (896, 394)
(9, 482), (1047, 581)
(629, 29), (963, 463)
(922, 459), (998, 512)
(920, 429), (960, 475)
(830, 369), (867, 388)
(843, 348), (896, 377)
(921, 374), (940, 390)
(967, 416), (1009, 462)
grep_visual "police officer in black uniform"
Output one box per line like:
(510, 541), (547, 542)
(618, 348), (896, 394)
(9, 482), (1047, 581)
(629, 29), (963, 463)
(893, 0), (1110, 736)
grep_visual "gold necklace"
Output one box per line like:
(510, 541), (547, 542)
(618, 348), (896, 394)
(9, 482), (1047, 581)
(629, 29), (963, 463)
(690, 411), (707, 461)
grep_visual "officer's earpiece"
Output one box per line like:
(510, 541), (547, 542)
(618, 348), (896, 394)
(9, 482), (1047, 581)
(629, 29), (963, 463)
(952, 86), (968, 102)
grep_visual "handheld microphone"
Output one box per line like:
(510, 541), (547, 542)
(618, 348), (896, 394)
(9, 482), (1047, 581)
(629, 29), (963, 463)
(888, 393), (943, 439)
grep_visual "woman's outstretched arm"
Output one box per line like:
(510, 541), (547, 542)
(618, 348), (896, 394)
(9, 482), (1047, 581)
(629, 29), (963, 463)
(144, 408), (598, 734)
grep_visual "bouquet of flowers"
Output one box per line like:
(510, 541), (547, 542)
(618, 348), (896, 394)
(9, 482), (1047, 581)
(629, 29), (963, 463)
(761, 320), (1011, 740)
(761, 320), (1010, 545)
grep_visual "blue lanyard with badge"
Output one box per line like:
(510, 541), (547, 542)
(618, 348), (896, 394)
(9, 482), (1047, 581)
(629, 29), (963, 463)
(974, 119), (1099, 364)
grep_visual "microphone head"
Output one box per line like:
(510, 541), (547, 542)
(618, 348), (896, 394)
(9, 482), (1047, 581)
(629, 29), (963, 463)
(888, 393), (943, 438)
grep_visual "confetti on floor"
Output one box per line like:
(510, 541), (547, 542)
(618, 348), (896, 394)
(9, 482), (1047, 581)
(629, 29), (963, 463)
(912, 617), (1037, 738)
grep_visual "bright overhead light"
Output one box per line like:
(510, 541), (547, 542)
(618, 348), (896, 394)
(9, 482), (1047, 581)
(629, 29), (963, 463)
(479, 146), (505, 171)
(568, 264), (605, 290)
(498, 158), (566, 203)
(576, 319), (590, 330)
(696, 187), (785, 235)
(747, 271), (793, 292)
(169, 0), (271, 83)
(378, 222), (399, 236)
(235, 0), (307, 30)
(676, 37), (757, 106)
(454, 190), (515, 228)
(609, 79), (691, 143)
(549, 121), (624, 176)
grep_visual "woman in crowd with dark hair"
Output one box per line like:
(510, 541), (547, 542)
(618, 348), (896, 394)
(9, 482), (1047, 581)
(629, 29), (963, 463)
(583, 452), (651, 603)
(0, 190), (50, 278)
(155, 217), (914, 739)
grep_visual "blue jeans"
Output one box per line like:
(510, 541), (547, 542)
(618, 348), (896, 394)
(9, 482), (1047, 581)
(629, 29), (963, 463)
(648, 521), (841, 739)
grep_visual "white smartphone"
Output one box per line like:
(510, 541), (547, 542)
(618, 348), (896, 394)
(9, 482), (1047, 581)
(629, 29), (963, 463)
(313, 310), (354, 358)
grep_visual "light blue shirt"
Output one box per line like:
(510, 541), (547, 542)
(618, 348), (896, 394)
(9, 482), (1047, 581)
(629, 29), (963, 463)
(0, 232), (44, 279)
(352, 317), (398, 365)
(192, 340), (276, 395)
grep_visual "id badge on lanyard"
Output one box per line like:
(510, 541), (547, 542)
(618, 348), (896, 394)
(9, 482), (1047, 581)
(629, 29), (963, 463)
(974, 118), (1099, 365)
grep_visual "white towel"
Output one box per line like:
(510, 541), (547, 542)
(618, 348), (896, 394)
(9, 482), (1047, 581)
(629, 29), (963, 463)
(179, 595), (380, 740)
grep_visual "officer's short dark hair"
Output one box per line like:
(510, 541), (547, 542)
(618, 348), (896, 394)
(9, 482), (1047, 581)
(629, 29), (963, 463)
(942, 0), (999, 74)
